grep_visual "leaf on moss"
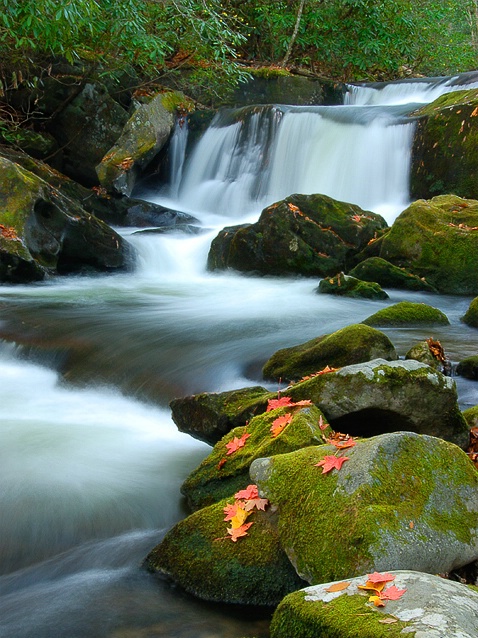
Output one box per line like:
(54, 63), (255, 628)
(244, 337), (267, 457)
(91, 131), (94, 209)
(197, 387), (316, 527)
(227, 521), (253, 542)
(315, 455), (350, 473)
(379, 618), (398, 624)
(229, 506), (251, 529)
(271, 412), (293, 437)
(225, 431), (250, 455)
(327, 432), (357, 449)
(267, 397), (294, 411)
(243, 497), (269, 512)
(235, 484), (259, 500)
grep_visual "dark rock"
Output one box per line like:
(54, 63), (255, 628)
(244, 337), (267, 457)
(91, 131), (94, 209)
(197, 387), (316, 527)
(462, 296), (478, 328)
(348, 256), (437, 292)
(317, 272), (389, 299)
(456, 355), (478, 380)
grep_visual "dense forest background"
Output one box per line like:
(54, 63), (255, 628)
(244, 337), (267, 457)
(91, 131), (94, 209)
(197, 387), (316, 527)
(1, 1), (478, 119)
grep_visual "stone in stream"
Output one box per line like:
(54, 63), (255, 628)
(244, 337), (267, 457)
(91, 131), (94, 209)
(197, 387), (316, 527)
(362, 301), (449, 327)
(316, 272), (389, 300)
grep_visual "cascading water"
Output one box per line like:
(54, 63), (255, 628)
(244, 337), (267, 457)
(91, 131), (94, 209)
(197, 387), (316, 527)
(1, 74), (478, 638)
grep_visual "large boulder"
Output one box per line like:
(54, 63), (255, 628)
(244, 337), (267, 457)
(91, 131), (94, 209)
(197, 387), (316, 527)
(378, 195), (478, 294)
(411, 89), (478, 200)
(317, 272), (389, 300)
(181, 403), (332, 510)
(207, 193), (388, 277)
(170, 386), (271, 445)
(362, 301), (449, 327)
(250, 431), (478, 585)
(97, 91), (192, 196)
(144, 497), (307, 606)
(348, 256), (437, 292)
(271, 571), (478, 638)
(262, 324), (397, 383)
(284, 359), (469, 448)
(0, 156), (135, 282)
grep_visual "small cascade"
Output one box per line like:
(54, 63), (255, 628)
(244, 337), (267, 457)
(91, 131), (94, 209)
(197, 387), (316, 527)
(167, 119), (189, 198)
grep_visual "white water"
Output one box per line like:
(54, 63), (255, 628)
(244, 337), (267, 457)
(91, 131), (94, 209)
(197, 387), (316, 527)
(1, 74), (478, 637)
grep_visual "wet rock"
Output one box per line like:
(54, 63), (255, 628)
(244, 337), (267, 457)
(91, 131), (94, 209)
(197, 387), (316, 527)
(456, 355), (478, 380)
(170, 386), (271, 446)
(348, 256), (437, 292)
(262, 324), (397, 383)
(271, 571), (478, 638)
(317, 272), (389, 299)
(207, 193), (387, 277)
(362, 301), (449, 327)
(378, 194), (478, 294)
(250, 431), (478, 584)
(462, 296), (478, 328)
(284, 359), (469, 448)
(405, 339), (448, 373)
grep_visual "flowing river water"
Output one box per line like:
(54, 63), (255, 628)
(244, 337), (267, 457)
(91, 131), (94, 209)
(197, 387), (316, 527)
(1, 75), (478, 637)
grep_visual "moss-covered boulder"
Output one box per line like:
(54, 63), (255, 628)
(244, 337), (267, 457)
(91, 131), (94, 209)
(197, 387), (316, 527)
(207, 194), (388, 277)
(53, 81), (129, 186)
(411, 89), (478, 200)
(97, 91), (192, 196)
(170, 386), (271, 445)
(463, 405), (478, 429)
(348, 256), (437, 292)
(284, 359), (469, 448)
(262, 324), (397, 383)
(181, 403), (332, 510)
(144, 498), (307, 606)
(405, 339), (448, 373)
(462, 296), (478, 328)
(271, 571), (478, 638)
(362, 301), (449, 327)
(378, 195), (478, 294)
(457, 355), (478, 380)
(0, 156), (135, 282)
(250, 432), (478, 585)
(317, 272), (388, 299)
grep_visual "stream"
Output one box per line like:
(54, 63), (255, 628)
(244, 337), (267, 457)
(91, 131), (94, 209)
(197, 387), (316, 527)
(1, 74), (478, 637)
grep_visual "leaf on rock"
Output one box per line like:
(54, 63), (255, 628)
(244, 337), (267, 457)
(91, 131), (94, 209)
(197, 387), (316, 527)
(225, 431), (251, 455)
(243, 497), (269, 512)
(227, 522), (253, 542)
(267, 397), (294, 411)
(318, 415), (329, 430)
(381, 585), (407, 601)
(223, 502), (240, 521)
(315, 455), (350, 473)
(229, 506), (251, 529)
(235, 484), (259, 501)
(367, 572), (396, 584)
(369, 595), (386, 607)
(325, 581), (351, 592)
(358, 581), (385, 594)
(271, 412), (293, 437)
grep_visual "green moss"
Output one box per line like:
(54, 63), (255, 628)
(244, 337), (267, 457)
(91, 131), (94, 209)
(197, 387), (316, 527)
(181, 404), (332, 509)
(317, 272), (389, 299)
(348, 257), (437, 292)
(456, 355), (478, 379)
(160, 90), (195, 114)
(271, 590), (412, 638)
(462, 297), (478, 328)
(462, 405), (478, 428)
(362, 301), (449, 327)
(249, 67), (291, 79)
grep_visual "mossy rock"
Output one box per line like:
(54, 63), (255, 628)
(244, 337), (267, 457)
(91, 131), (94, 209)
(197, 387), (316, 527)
(0, 156), (135, 281)
(348, 256), (437, 292)
(463, 405), (478, 429)
(207, 193), (388, 277)
(270, 571), (478, 638)
(362, 301), (449, 327)
(462, 296), (478, 328)
(410, 89), (478, 200)
(317, 272), (388, 300)
(262, 324), (397, 383)
(456, 355), (478, 380)
(378, 195), (478, 294)
(405, 340), (444, 371)
(181, 404), (332, 510)
(144, 498), (307, 606)
(284, 359), (469, 449)
(97, 91), (191, 196)
(170, 386), (272, 445)
(250, 432), (478, 585)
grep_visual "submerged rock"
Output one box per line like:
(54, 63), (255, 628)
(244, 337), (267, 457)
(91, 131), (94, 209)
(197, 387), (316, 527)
(271, 571), (478, 638)
(284, 359), (469, 448)
(144, 498), (307, 606)
(378, 194), (478, 294)
(348, 256), (437, 292)
(262, 324), (397, 383)
(317, 272), (389, 299)
(362, 301), (449, 327)
(207, 193), (387, 277)
(181, 403), (332, 510)
(250, 431), (478, 585)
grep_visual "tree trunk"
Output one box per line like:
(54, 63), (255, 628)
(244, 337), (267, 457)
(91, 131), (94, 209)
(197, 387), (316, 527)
(281, 0), (307, 67)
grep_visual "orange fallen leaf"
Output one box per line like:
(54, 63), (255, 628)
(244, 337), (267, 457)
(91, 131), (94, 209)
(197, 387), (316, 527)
(225, 432), (251, 455)
(267, 397), (294, 411)
(229, 506), (250, 529)
(325, 581), (351, 592)
(243, 497), (269, 512)
(380, 585), (407, 601)
(315, 455), (350, 473)
(235, 484), (259, 500)
(271, 412), (293, 437)
(327, 437), (356, 449)
(319, 415), (329, 430)
(367, 572), (395, 584)
(227, 521), (253, 542)
(358, 581), (386, 594)
(217, 458), (227, 470)
(369, 595), (386, 607)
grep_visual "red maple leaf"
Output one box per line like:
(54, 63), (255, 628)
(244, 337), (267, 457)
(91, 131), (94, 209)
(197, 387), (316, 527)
(227, 522), (253, 542)
(315, 455), (350, 473)
(327, 437), (356, 449)
(380, 585), (407, 601)
(223, 502), (240, 521)
(235, 484), (259, 500)
(225, 432), (251, 455)
(271, 412), (293, 437)
(217, 458), (227, 470)
(267, 397), (294, 411)
(367, 572), (395, 584)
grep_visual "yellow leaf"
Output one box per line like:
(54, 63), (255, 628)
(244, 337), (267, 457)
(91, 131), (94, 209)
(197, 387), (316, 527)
(369, 595), (386, 607)
(230, 506), (250, 529)
(325, 581), (351, 592)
